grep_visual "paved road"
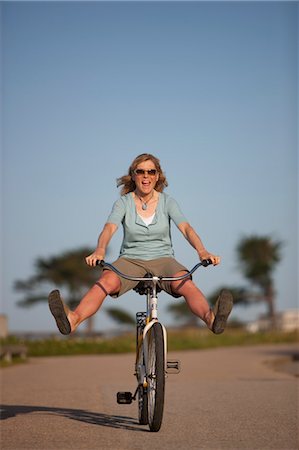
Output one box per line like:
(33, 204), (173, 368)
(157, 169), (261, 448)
(1, 344), (298, 450)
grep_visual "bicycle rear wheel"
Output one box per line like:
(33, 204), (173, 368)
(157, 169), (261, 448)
(147, 322), (165, 432)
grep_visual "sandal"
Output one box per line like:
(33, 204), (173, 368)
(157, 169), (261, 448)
(212, 289), (233, 334)
(48, 290), (71, 335)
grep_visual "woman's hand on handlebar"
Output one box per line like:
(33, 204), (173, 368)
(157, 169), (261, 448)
(199, 252), (220, 266)
(85, 249), (105, 267)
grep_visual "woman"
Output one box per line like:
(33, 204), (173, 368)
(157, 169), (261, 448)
(48, 153), (233, 335)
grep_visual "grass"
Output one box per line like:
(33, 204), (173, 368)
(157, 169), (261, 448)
(0, 357), (28, 369)
(1, 328), (297, 366)
(167, 327), (298, 351)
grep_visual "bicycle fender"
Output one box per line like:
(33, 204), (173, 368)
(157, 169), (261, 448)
(143, 321), (167, 372)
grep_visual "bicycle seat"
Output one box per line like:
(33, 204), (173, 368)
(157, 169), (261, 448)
(133, 273), (162, 295)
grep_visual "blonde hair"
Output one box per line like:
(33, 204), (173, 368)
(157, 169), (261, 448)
(117, 153), (168, 195)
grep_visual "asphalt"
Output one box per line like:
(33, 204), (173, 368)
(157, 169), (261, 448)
(1, 344), (298, 450)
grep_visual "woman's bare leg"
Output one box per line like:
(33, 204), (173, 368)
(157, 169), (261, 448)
(171, 273), (214, 329)
(68, 271), (121, 332)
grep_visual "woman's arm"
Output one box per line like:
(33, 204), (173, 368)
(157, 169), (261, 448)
(85, 222), (118, 267)
(178, 222), (220, 265)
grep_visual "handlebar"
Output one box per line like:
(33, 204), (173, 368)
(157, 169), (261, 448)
(96, 259), (213, 282)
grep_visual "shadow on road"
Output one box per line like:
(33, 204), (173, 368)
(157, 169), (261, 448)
(0, 404), (148, 432)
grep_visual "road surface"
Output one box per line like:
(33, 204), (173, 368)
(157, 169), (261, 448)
(1, 344), (298, 450)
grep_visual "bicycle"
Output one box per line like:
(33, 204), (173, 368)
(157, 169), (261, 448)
(97, 258), (212, 432)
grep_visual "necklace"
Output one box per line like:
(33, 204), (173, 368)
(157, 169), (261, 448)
(137, 191), (154, 210)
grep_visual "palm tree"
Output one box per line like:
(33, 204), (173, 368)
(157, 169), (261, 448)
(237, 235), (283, 327)
(15, 247), (101, 333)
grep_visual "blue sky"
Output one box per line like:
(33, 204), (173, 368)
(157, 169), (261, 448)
(1, 1), (298, 333)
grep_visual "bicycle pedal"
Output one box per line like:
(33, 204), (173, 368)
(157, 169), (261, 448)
(117, 391), (133, 404)
(166, 359), (181, 374)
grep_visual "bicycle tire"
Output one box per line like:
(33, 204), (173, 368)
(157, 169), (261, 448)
(147, 322), (165, 432)
(138, 383), (148, 425)
(136, 316), (148, 425)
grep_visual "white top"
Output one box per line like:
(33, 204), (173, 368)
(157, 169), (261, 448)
(139, 213), (155, 226)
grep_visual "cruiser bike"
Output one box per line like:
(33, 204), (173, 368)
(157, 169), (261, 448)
(97, 259), (212, 432)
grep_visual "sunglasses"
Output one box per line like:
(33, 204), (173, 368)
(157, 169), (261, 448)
(133, 169), (157, 176)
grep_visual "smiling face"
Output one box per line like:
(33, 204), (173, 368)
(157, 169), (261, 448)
(132, 159), (159, 197)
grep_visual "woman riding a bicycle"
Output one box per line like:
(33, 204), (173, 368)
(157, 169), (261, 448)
(49, 153), (233, 336)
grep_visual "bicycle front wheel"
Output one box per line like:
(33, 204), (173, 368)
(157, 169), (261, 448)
(147, 322), (165, 432)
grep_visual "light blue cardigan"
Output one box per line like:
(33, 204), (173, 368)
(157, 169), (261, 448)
(107, 192), (187, 260)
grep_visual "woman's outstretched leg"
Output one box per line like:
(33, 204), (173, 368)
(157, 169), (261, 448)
(171, 274), (233, 334)
(48, 271), (121, 334)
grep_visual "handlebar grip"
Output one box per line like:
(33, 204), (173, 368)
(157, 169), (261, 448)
(201, 258), (212, 267)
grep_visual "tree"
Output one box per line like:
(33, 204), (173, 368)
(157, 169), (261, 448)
(167, 300), (199, 327)
(168, 235), (283, 329)
(208, 286), (251, 307)
(236, 235), (282, 326)
(105, 307), (135, 327)
(15, 247), (101, 333)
